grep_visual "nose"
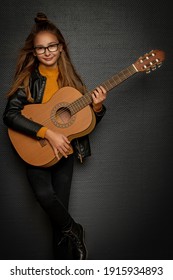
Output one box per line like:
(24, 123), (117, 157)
(45, 48), (51, 55)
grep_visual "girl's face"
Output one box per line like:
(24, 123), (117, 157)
(33, 31), (63, 68)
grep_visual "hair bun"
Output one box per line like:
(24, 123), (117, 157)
(35, 12), (48, 23)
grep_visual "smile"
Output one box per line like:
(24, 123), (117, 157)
(44, 57), (54, 61)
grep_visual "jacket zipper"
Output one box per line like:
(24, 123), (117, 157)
(76, 139), (83, 163)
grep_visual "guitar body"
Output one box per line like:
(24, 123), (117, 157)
(8, 86), (96, 167)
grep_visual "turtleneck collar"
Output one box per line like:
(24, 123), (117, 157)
(38, 64), (59, 78)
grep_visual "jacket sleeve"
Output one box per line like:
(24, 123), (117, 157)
(3, 88), (43, 138)
(94, 104), (106, 124)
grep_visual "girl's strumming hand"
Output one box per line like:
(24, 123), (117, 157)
(45, 129), (70, 159)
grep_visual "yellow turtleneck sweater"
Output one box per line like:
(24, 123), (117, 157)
(36, 64), (59, 138)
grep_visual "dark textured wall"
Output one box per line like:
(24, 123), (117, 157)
(0, 0), (173, 260)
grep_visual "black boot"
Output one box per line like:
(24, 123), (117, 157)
(53, 227), (74, 260)
(62, 221), (88, 260)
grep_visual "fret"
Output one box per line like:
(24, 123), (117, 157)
(80, 96), (86, 108)
(84, 93), (92, 104)
(68, 104), (74, 115)
(71, 101), (80, 114)
(101, 83), (109, 91)
(111, 77), (118, 86)
(106, 79), (115, 90)
(69, 94), (90, 115)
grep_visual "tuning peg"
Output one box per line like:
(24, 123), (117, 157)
(143, 64), (150, 73)
(151, 66), (156, 71)
(157, 62), (162, 68)
(146, 69), (151, 74)
(151, 51), (155, 57)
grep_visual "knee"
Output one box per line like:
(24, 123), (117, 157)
(33, 188), (56, 209)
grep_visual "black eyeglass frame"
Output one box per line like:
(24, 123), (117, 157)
(34, 43), (60, 55)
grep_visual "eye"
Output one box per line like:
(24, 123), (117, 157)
(36, 47), (44, 51)
(48, 44), (59, 51)
(34, 46), (46, 55)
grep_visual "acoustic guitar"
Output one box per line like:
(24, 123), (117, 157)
(8, 50), (165, 167)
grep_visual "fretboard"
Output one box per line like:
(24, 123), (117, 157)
(68, 64), (137, 115)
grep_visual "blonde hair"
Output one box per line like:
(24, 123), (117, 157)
(7, 12), (86, 98)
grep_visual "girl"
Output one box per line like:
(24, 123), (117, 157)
(3, 12), (107, 260)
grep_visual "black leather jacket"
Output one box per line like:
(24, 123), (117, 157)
(3, 69), (106, 162)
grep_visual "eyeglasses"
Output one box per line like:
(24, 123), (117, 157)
(34, 43), (60, 55)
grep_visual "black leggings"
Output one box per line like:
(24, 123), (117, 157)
(26, 155), (74, 230)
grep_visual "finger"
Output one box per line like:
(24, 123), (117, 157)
(95, 87), (103, 95)
(92, 91), (99, 99)
(63, 135), (70, 144)
(92, 89), (101, 99)
(53, 147), (60, 160)
(58, 147), (68, 158)
(91, 92), (97, 100)
(61, 144), (70, 153)
(92, 92), (104, 104)
(100, 86), (106, 94)
(64, 142), (71, 150)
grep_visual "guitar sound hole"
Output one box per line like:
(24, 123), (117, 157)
(51, 103), (76, 128)
(55, 107), (71, 124)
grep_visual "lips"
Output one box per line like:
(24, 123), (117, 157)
(44, 57), (54, 61)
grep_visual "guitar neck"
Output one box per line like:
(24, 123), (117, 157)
(69, 64), (137, 115)
(100, 64), (137, 91)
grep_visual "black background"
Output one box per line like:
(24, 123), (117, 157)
(0, 0), (173, 260)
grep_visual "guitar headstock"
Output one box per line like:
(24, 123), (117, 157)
(133, 50), (165, 73)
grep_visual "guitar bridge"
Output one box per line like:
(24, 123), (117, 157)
(39, 139), (47, 147)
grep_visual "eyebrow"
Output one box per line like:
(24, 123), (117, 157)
(34, 42), (59, 47)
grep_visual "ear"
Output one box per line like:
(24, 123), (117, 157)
(59, 44), (63, 53)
